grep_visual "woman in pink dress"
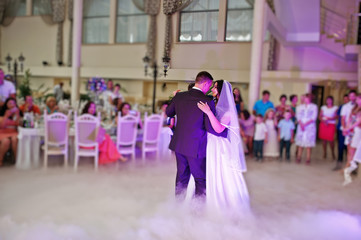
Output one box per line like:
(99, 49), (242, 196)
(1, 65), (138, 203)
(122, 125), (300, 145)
(82, 101), (126, 164)
(0, 98), (21, 166)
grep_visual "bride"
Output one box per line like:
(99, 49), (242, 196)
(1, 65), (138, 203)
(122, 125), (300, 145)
(188, 80), (250, 211)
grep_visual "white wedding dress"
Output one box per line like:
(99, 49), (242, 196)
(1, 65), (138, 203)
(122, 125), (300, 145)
(186, 81), (250, 212)
(206, 126), (250, 211)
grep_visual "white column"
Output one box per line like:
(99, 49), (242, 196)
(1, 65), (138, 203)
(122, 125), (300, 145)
(248, 0), (266, 111)
(109, 0), (117, 44)
(26, 0), (32, 16)
(71, 0), (83, 108)
(217, 0), (227, 42)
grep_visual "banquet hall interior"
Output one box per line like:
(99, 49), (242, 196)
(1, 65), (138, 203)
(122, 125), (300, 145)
(1, 0), (361, 239)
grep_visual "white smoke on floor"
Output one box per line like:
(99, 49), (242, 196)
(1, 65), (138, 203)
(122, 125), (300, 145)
(0, 202), (360, 240)
(0, 159), (360, 240)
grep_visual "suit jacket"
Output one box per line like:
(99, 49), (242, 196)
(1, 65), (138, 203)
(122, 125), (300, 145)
(166, 88), (227, 159)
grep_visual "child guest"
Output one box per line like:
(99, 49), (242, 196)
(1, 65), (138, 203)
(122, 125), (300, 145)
(263, 109), (279, 158)
(277, 110), (295, 161)
(239, 110), (254, 155)
(253, 114), (268, 161)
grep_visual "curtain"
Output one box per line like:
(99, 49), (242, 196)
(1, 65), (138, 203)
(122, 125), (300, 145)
(162, 0), (193, 63)
(36, 0), (66, 65)
(67, 0), (73, 66)
(266, 0), (277, 70)
(0, 0), (21, 65)
(132, 0), (160, 65)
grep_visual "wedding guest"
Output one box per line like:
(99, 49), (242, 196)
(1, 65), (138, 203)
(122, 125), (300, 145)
(295, 93), (318, 164)
(343, 93), (361, 167)
(119, 102), (131, 116)
(263, 109), (279, 158)
(233, 87), (244, 114)
(342, 94), (361, 185)
(253, 114), (268, 161)
(0, 97), (21, 166)
(318, 96), (338, 160)
(112, 84), (124, 102)
(277, 110), (295, 161)
(334, 94), (349, 170)
(253, 90), (274, 117)
(118, 102), (142, 128)
(0, 69), (16, 107)
(82, 101), (126, 163)
(160, 101), (175, 130)
(19, 95), (41, 115)
(53, 82), (64, 103)
(45, 96), (59, 114)
(289, 94), (298, 122)
(101, 80), (114, 110)
(188, 82), (195, 90)
(112, 97), (123, 115)
(275, 94), (290, 121)
(239, 110), (254, 156)
(340, 90), (357, 166)
(290, 94), (299, 158)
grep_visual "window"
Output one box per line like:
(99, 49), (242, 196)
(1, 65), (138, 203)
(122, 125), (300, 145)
(226, 0), (253, 41)
(116, 0), (148, 43)
(179, 0), (219, 42)
(15, 0), (26, 16)
(32, 0), (52, 16)
(83, 0), (110, 44)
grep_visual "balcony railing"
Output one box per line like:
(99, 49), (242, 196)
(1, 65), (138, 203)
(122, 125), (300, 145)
(320, 5), (357, 45)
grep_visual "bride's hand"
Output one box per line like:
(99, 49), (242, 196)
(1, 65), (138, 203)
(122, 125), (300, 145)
(197, 101), (211, 114)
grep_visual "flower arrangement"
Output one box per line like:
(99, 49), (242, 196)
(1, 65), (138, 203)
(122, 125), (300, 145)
(18, 69), (32, 99)
(87, 77), (106, 94)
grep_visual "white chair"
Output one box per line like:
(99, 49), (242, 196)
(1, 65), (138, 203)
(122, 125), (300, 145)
(141, 112), (163, 160)
(43, 110), (70, 168)
(74, 112), (101, 171)
(116, 112), (138, 160)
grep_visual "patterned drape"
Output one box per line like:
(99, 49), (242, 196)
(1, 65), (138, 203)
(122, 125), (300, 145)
(0, 0), (20, 64)
(266, 0), (277, 70)
(38, 0), (66, 65)
(162, 0), (193, 63)
(52, 0), (66, 65)
(67, 0), (73, 66)
(133, 0), (160, 65)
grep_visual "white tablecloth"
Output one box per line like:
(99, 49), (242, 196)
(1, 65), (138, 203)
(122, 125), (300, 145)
(16, 127), (76, 170)
(15, 125), (173, 169)
(16, 127), (43, 169)
(159, 127), (173, 159)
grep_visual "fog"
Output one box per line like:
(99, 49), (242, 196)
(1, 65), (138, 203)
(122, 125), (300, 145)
(0, 153), (360, 240)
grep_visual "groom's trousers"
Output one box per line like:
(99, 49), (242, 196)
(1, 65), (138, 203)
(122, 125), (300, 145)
(175, 152), (206, 199)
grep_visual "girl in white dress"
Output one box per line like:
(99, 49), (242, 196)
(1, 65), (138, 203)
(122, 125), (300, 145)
(196, 80), (250, 211)
(263, 109), (279, 158)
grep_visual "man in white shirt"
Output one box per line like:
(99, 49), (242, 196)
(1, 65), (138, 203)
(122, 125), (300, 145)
(340, 90), (357, 165)
(0, 69), (16, 107)
(341, 90), (357, 143)
(53, 82), (64, 103)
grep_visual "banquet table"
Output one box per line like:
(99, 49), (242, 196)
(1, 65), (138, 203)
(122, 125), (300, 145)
(15, 125), (173, 169)
(16, 127), (44, 169)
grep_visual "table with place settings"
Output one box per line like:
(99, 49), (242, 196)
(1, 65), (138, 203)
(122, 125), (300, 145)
(15, 122), (173, 169)
(16, 127), (44, 169)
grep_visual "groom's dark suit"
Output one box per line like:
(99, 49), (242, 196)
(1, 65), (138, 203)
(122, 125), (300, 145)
(166, 88), (227, 197)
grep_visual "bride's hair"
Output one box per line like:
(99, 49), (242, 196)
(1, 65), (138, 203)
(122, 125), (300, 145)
(214, 79), (224, 102)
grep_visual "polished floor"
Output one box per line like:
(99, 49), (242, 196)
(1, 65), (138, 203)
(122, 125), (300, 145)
(0, 144), (360, 240)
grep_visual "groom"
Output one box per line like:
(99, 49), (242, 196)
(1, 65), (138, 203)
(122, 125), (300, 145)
(166, 71), (226, 200)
